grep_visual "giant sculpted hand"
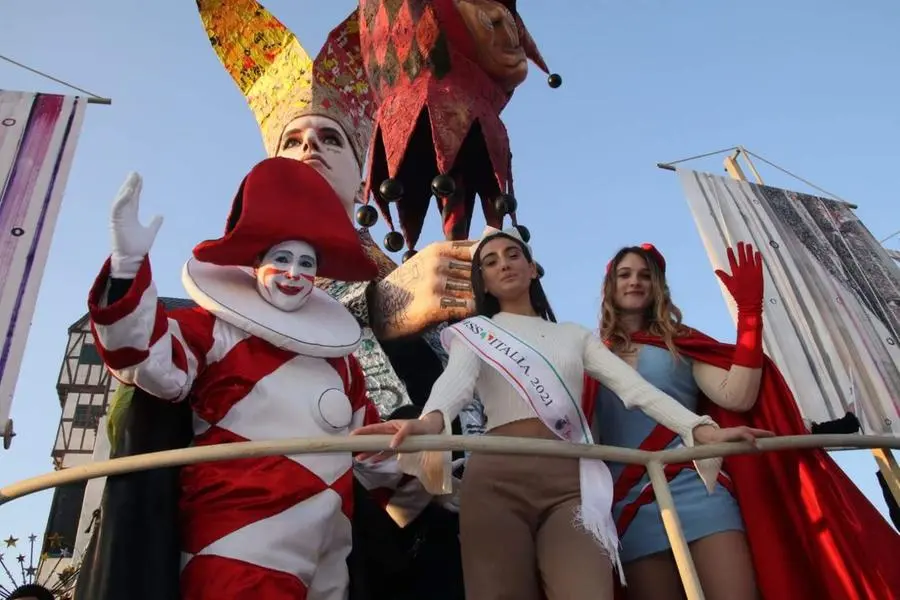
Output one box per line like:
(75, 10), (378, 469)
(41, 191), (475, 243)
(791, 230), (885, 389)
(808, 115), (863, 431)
(109, 172), (163, 278)
(369, 240), (477, 340)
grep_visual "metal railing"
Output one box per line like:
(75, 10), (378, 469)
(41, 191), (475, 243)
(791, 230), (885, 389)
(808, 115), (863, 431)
(1, 433), (898, 599)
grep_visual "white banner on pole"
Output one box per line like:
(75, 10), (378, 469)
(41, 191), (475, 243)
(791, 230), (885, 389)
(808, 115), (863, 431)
(676, 169), (900, 436)
(0, 91), (87, 434)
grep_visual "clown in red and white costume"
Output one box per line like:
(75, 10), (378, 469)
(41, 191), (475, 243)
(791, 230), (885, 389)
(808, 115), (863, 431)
(87, 157), (431, 600)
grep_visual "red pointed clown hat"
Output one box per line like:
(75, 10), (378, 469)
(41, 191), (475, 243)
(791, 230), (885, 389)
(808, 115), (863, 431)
(193, 157), (378, 282)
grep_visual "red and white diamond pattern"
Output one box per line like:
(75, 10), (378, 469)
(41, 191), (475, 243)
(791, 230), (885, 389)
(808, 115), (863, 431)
(87, 257), (423, 599)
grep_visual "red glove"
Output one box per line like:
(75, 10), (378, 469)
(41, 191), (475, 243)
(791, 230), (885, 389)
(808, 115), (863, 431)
(715, 242), (764, 368)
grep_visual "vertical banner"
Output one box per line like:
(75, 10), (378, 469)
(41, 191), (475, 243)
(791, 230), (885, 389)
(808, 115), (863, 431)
(0, 91), (87, 434)
(677, 169), (900, 436)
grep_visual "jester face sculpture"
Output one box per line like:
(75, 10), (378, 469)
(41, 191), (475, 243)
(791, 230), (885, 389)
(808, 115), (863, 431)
(455, 0), (528, 92)
(276, 114), (363, 219)
(358, 0), (560, 257)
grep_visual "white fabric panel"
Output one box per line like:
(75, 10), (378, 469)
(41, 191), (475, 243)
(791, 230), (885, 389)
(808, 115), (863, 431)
(677, 168), (900, 435)
(0, 91), (86, 428)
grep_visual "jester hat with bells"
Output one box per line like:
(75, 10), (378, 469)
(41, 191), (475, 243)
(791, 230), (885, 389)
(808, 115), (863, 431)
(358, 0), (560, 256)
(197, 0), (375, 167)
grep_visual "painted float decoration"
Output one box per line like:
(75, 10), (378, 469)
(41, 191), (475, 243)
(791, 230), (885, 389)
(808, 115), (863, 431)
(356, 0), (561, 258)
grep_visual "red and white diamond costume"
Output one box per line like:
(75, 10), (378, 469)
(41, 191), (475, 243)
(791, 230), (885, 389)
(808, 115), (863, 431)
(87, 158), (430, 599)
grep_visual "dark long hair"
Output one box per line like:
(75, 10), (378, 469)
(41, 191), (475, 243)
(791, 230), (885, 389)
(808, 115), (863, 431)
(471, 234), (556, 322)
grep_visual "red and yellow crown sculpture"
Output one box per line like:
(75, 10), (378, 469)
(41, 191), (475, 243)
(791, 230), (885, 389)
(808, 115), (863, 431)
(197, 0), (375, 165)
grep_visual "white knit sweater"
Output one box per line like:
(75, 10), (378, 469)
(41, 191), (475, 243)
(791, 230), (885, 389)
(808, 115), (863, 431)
(423, 312), (717, 450)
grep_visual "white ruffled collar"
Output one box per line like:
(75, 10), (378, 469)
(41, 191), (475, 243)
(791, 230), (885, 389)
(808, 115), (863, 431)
(181, 258), (362, 358)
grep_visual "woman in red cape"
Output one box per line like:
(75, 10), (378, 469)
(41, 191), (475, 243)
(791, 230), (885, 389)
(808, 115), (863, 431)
(583, 242), (900, 600)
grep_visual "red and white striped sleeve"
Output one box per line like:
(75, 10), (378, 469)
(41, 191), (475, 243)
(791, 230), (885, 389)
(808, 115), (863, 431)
(87, 257), (215, 402)
(339, 354), (432, 528)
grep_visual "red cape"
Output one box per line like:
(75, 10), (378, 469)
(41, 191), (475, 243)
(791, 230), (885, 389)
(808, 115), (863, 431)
(583, 328), (900, 600)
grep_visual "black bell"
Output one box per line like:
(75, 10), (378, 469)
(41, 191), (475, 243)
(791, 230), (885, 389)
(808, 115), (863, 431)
(355, 204), (378, 228)
(431, 174), (456, 198)
(547, 73), (562, 88)
(402, 249), (418, 263)
(379, 178), (404, 202)
(493, 194), (517, 215)
(515, 224), (531, 243)
(384, 231), (405, 252)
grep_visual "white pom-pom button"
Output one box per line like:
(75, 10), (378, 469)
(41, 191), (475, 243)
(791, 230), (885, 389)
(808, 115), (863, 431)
(316, 388), (353, 431)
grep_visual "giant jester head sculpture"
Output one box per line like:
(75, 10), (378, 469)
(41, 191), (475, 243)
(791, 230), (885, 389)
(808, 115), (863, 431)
(197, 0), (376, 219)
(358, 0), (560, 258)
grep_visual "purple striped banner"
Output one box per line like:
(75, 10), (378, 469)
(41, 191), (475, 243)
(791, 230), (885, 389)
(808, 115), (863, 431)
(0, 91), (86, 430)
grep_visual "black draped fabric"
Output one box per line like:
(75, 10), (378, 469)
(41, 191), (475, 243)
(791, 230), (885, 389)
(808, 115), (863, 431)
(75, 281), (192, 600)
(350, 484), (465, 600)
(349, 398), (465, 600)
(74, 387), (192, 600)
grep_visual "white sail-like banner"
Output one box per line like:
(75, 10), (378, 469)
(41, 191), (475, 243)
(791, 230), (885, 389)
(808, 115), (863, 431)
(677, 169), (900, 436)
(0, 91), (87, 436)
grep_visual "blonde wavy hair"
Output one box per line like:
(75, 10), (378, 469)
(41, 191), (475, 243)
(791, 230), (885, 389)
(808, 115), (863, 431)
(600, 246), (686, 357)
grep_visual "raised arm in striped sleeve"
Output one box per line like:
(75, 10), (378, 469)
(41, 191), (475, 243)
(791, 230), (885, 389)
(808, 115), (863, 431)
(88, 257), (216, 402)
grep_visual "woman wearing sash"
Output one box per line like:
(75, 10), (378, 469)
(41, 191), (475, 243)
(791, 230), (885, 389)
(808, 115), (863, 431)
(583, 242), (900, 600)
(352, 227), (773, 599)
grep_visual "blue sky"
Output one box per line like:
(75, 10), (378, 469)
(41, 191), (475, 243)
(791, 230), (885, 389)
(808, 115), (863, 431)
(1, 0), (898, 548)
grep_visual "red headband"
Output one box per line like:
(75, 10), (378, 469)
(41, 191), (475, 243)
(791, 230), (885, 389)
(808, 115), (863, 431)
(606, 243), (667, 275)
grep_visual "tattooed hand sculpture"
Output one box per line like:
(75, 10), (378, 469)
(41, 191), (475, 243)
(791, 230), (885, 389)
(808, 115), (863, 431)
(370, 239), (477, 340)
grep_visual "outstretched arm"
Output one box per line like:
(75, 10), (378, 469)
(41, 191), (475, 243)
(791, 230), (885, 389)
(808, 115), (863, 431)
(352, 334), (482, 494)
(582, 331), (727, 490)
(583, 329), (773, 490)
(419, 335), (483, 434)
(582, 330), (717, 446)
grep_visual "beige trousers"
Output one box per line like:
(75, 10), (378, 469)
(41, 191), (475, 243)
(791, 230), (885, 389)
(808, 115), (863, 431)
(459, 452), (615, 600)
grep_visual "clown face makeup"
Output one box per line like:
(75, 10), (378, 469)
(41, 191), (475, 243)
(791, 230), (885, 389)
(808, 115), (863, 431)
(255, 241), (318, 312)
(277, 115), (362, 219)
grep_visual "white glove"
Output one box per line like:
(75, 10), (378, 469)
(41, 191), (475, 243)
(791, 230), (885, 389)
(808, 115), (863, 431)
(109, 172), (163, 278)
